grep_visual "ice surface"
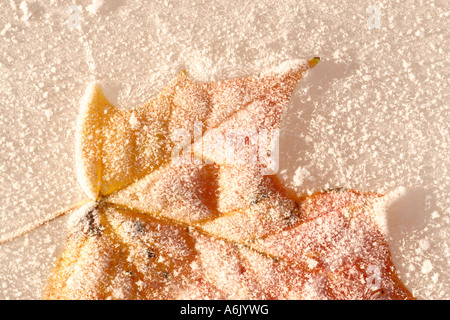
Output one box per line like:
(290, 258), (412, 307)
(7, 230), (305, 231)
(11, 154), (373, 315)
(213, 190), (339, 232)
(0, 0), (448, 299)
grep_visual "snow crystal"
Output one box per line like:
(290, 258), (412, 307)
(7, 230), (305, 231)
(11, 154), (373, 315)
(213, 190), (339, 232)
(293, 166), (310, 187)
(421, 260), (433, 275)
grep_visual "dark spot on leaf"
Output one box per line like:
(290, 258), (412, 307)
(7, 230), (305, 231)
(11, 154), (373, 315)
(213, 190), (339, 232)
(146, 248), (156, 259)
(131, 221), (146, 236)
(124, 270), (134, 277)
(78, 205), (102, 237)
(325, 187), (348, 193)
(284, 201), (301, 226)
(250, 192), (268, 206)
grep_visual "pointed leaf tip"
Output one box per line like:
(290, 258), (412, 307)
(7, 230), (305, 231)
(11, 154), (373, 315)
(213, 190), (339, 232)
(308, 57), (320, 68)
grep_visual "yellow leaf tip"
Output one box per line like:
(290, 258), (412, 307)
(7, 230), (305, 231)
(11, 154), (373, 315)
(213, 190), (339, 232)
(81, 81), (111, 109)
(308, 57), (320, 68)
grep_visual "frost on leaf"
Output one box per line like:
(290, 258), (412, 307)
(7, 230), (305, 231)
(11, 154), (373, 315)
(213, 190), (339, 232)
(42, 58), (414, 300)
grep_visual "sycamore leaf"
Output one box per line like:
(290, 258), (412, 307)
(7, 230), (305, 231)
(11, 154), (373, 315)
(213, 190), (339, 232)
(42, 58), (414, 300)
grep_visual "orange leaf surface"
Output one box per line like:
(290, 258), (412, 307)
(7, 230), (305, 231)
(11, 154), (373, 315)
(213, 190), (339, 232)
(42, 58), (414, 300)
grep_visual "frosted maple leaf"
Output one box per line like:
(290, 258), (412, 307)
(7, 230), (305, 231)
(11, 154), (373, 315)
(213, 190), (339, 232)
(18, 57), (413, 299)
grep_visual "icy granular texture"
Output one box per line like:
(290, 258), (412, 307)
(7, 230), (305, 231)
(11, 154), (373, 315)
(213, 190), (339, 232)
(0, 0), (448, 299)
(43, 190), (413, 300)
